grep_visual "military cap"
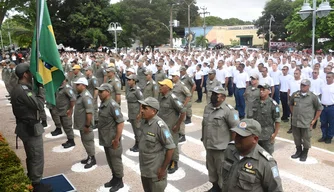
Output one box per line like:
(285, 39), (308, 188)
(72, 64), (81, 70)
(126, 74), (137, 81)
(73, 77), (88, 86)
(96, 83), (113, 92)
(258, 83), (271, 90)
(231, 119), (261, 137)
(212, 86), (226, 95)
(208, 69), (216, 74)
(15, 63), (30, 77)
(138, 97), (160, 111)
(158, 79), (173, 89)
(250, 73), (259, 80)
(301, 79), (311, 86)
(179, 66), (187, 71)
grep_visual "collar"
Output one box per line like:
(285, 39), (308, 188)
(210, 102), (224, 110)
(233, 144), (260, 160)
(162, 91), (172, 98)
(100, 98), (111, 108)
(146, 115), (158, 126)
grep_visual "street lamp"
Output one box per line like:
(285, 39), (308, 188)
(107, 22), (123, 53)
(298, 0), (333, 66)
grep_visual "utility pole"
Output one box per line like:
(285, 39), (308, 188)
(186, 0), (195, 52)
(268, 15), (275, 53)
(170, 5), (174, 48)
(199, 6), (209, 50)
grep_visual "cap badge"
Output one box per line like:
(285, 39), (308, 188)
(239, 122), (247, 129)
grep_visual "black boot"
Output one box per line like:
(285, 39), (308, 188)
(179, 134), (186, 143)
(291, 146), (302, 159)
(287, 128), (292, 134)
(185, 117), (191, 124)
(84, 156), (96, 169)
(208, 182), (219, 192)
(63, 139), (75, 148)
(109, 177), (124, 192)
(130, 142), (139, 152)
(51, 127), (62, 136)
(81, 156), (90, 164)
(41, 120), (48, 127)
(168, 160), (178, 174)
(32, 182), (53, 192)
(104, 177), (116, 188)
(299, 148), (309, 162)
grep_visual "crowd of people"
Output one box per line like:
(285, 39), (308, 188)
(2, 48), (334, 192)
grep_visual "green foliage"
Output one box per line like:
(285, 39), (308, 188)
(230, 39), (240, 46)
(0, 133), (32, 192)
(204, 16), (253, 26)
(195, 35), (208, 47)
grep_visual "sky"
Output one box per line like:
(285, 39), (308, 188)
(110, 0), (268, 21)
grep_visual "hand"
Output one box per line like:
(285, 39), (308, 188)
(136, 113), (142, 121)
(111, 139), (119, 149)
(66, 109), (73, 117)
(157, 167), (166, 181)
(172, 125), (179, 133)
(270, 133), (276, 144)
(310, 119), (316, 129)
(83, 127), (90, 134)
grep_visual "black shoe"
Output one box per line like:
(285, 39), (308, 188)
(318, 137), (326, 142)
(5, 94), (10, 97)
(287, 128), (292, 134)
(81, 156), (90, 164)
(299, 148), (309, 162)
(168, 161), (178, 174)
(325, 138), (332, 144)
(208, 182), (219, 192)
(104, 177), (115, 188)
(94, 120), (98, 129)
(63, 139), (75, 148)
(32, 182), (53, 192)
(109, 177), (124, 192)
(291, 146), (302, 159)
(185, 117), (191, 124)
(179, 134), (186, 143)
(84, 156), (96, 169)
(51, 127), (62, 136)
(41, 120), (48, 127)
(196, 100), (202, 103)
(130, 143), (139, 152)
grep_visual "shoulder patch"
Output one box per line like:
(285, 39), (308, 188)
(157, 120), (165, 128)
(27, 92), (33, 97)
(163, 129), (171, 138)
(226, 104), (234, 110)
(87, 98), (92, 105)
(271, 166), (280, 178)
(22, 85), (29, 90)
(115, 109), (120, 116)
(259, 149), (273, 161)
(272, 100), (278, 105)
(111, 101), (117, 106)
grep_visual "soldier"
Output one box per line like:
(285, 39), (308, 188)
(155, 62), (166, 83)
(126, 74), (144, 152)
(251, 84), (280, 155)
(138, 97), (175, 192)
(180, 66), (196, 124)
(7, 61), (18, 97)
(205, 69), (222, 104)
(11, 63), (52, 192)
(73, 77), (96, 169)
(158, 79), (186, 174)
(143, 69), (159, 99)
(51, 79), (76, 148)
(170, 70), (191, 143)
(125, 67), (135, 95)
(71, 64), (84, 94)
(222, 119), (283, 192)
(202, 86), (239, 192)
(93, 59), (107, 86)
(137, 59), (147, 91)
(106, 67), (122, 105)
(85, 67), (99, 125)
(1, 60), (10, 97)
(244, 74), (260, 118)
(289, 79), (323, 161)
(97, 83), (125, 191)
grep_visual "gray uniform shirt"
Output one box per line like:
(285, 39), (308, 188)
(74, 89), (94, 130)
(155, 70), (166, 83)
(244, 85), (260, 118)
(126, 86), (144, 120)
(180, 74), (194, 93)
(137, 66), (147, 90)
(87, 75), (99, 98)
(108, 77), (122, 103)
(139, 115), (175, 178)
(56, 84), (76, 116)
(143, 79), (159, 99)
(206, 78), (222, 102)
(172, 80), (191, 103)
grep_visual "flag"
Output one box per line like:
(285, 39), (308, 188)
(30, 0), (65, 106)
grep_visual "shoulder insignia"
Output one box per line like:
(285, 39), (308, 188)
(181, 81), (185, 85)
(111, 101), (117, 106)
(157, 120), (165, 128)
(163, 129), (171, 138)
(27, 92), (33, 97)
(228, 140), (235, 145)
(171, 93), (177, 99)
(272, 100), (278, 106)
(21, 85), (29, 90)
(85, 91), (90, 96)
(259, 149), (273, 161)
(271, 166), (280, 178)
(69, 89), (74, 96)
(87, 98), (92, 105)
(66, 84), (71, 88)
(152, 81), (156, 85)
(115, 109), (120, 116)
(226, 104), (234, 110)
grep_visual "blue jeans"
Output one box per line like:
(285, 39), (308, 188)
(273, 85), (280, 104)
(320, 105), (334, 139)
(227, 77), (233, 96)
(236, 88), (246, 118)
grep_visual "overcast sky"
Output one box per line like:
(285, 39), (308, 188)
(110, 0), (268, 21)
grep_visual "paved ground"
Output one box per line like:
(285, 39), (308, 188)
(1, 80), (334, 192)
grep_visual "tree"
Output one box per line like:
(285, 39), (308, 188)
(195, 35), (208, 48)
(254, 0), (294, 41)
(0, 0), (29, 27)
(203, 16), (253, 26)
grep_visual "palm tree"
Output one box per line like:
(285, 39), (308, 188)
(195, 35), (208, 49)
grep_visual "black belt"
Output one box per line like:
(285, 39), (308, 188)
(237, 88), (246, 90)
(322, 104), (334, 108)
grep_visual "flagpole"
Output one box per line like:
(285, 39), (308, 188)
(36, 0), (40, 74)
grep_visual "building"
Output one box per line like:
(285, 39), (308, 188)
(185, 25), (265, 47)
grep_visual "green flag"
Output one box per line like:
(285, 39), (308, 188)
(30, 0), (64, 105)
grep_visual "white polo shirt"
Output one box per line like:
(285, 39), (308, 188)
(259, 75), (274, 87)
(279, 74), (293, 92)
(235, 72), (249, 88)
(288, 79), (302, 96)
(309, 77), (324, 96)
(269, 70), (282, 85)
(320, 82), (334, 105)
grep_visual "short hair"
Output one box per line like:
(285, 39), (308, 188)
(197, 64), (202, 68)
(239, 63), (245, 69)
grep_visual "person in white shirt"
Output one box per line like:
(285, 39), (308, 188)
(269, 63), (282, 104)
(216, 60), (230, 89)
(259, 67), (275, 99)
(234, 63), (249, 119)
(279, 66), (293, 122)
(301, 59), (313, 78)
(202, 62), (210, 93)
(319, 72), (334, 144)
(320, 66), (332, 82)
(194, 64), (204, 103)
(309, 68), (325, 128)
(287, 69), (302, 133)
(288, 60), (297, 76)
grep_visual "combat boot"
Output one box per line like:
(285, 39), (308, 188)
(291, 146), (302, 159)
(51, 127), (62, 136)
(185, 117), (191, 124)
(104, 177), (116, 188)
(109, 177), (124, 192)
(168, 161), (178, 174)
(179, 134), (186, 143)
(299, 148), (309, 162)
(287, 128), (292, 134)
(208, 182), (219, 192)
(130, 142), (139, 152)
(32, 182), (53, 192)
(63, 139), (75, 148)
(81, 156), (90, 164)
(84, 156), (96, 169)
(41, 120), (48, 127)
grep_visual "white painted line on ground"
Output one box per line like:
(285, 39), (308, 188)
(0, 80), (4, 87)
(71, 163), (97, 173)
(52, 145), (75, 153)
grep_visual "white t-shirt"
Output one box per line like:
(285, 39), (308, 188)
(288, 79), (302, 96)
(320, 83), (334, 105)
(301, 66), (313, 78)
(235, 72), (249, 88)
(269, 70), (282, 85)
(279, 74), (293, 92)
(216, 68), (230, 84)
(194, 70), (204, 80)
(259, 75), (274, 87)
(309, 77), (325, 96)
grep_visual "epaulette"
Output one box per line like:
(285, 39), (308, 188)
(136, 86), (141, 90)
(272, 99), (278, 106)
(181, 81), (185, 85)
(65, 84), (71, 88)
(228, 140), (235, 145)
(226, 104), (234, 110)
(111, 100), (118, 107)
(171, 93), (177, 99)
(85, 91), (90, 96)
(259, 149), (273, 161)
(157, 120), (165, 128)
(21, 85), (29, 90)
(152, 81), (156, 85)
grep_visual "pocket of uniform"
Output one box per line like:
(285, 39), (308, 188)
(222, 161), (232, 181)
(213, 117), (223, 126)
(33, 123), (45, 136)
(237, 171), (256, 191)
(145, 135), (156, 148)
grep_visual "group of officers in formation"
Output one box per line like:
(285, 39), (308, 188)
(3, 48), (334, 192)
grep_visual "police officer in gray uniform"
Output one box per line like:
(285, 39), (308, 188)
(126, 74), (144, 152)
(73, 77), (96, 169)
(97, 83), (125, 192)
(244, 74), (260, 118)
(107, 67), (122, 105)
(137, 59), (147, 91)
(143, 69), (159, 99)
(93, 59), (107, 86)
(7, 61), (18, 96)
(155, 62), (166, 83)
(251, 84), (280, 155)
(1, 60), (10, 96)
(222, 119), (283, 192)
(158, 79), (186, 174)
(180, 66), (196, 124)
(202, 86), (239, 192)
(205, 69), (222, 104)
(85, 66), (99, 125)
(11, 63), (52, 192)
(290, 79), (323, 161)
(138, 97), (175, 192)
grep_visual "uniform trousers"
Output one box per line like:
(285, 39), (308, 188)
(206, 149), (225, 188)
(104, 144), (124, 178)
(93, 97), (98, 121)
(320, 105), (334, 140)
(129, 119), (141, 142)
(50, 108), (62, 128)
(23, 134), (44, 183)
(273, 85), (280, 104)
(179, 114), (187, 135)
(186, 100), (192, 119)
(235, 88), (246, 118)
(203, 75), (208, 92)
(258, 139), (274, 155)
(79, 130), (95, 156)
(171, 130), (180, 162)
(292, 126), (311, 148)
(141, 176), (167, 192)
(60, 116), (74, 139)
(279, 92), (290, 119)
(227, 77), (233, 96)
